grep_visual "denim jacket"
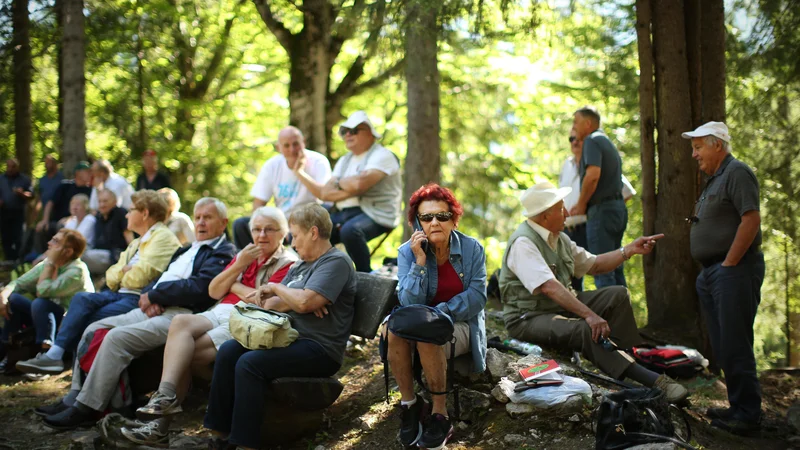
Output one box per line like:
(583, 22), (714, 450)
(397, 230), (487, 373)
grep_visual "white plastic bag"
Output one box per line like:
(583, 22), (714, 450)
(498, 375), (592, 408)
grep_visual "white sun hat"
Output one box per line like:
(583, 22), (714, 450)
(681, 121), (731, 143)
(520, 181), (572, 218)
(340, 110), (382, 139)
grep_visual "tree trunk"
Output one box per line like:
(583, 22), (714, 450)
(649, 0), (703, 346)
(136, 10), (146, 157)
(403, 0), (441, 239)
(635, 0), (656, 305)
(12, 0), (33, 175)
(700, 0), (726, 123)
(684, 0), (702, 128)
(61, 0), (86, 177)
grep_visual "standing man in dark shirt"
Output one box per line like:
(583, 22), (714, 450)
(683, 122), (764, 436)
(37, 154), (64, 215)
(0, 159), (33, 260)
(83, 189), (132, 276)
(35, 161), (93, 253)
(136, 150), (171, 191)
(568, 106), (627, 288)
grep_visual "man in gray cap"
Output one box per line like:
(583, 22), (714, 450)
(682, 121), (764, 435)
(498, 181), (688, 403)
(294, 110), (401, 272)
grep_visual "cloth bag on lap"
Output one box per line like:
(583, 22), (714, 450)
(229, 301), (299, 350)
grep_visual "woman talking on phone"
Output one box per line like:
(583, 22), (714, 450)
(387, 183), (487, 450)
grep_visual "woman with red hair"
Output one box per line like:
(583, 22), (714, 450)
(386, 183), (487, 450)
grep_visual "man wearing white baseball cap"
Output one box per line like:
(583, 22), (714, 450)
(294, 110), (401, 272)
(498, 181), (689, 403)
(683, 121), (764, 435)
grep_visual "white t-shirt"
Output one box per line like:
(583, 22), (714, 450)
(64, 214), (97, 247)
(558, 156), (637, 227)
(332, 146), (400, 209)
(250, 150), (331, 213)
(89, 173), (134, 210)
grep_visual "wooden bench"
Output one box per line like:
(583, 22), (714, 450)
(128, 272), (398, 443)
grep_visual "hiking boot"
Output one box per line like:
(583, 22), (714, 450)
(43, 406), (97, 430)
(398, 395), (425, 447)
(418, 413), (454, 450)
(707, 407), (736, 420)
(654, 374), (689, 404)
(121, 419), (169, 445)
(34, 400), (69, 418)
(711, 415), (761, 437)
(136, 392), (182, 419)
(16, 352), (64, 375)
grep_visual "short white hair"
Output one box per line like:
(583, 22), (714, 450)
(194, 197), (228, 220)
(251, 206), (288, 237)
(703, 135), (731, 153)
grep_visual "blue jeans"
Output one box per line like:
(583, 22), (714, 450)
(586, 199), (627, 288)
(1, 293), (65, 346)
(329, 207), (390, 273)
(697, 252), (765, 421)
(203, 339), (340, 449)
(565, 223), (588, 292)
(53, 291), (139, 352)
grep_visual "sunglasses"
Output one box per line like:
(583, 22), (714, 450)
(417, 212), (454, 223)
(568, 136), (577, 143)
(338, 126), (367, 137)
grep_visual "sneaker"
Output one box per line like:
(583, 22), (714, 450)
(42, 405), (97, 430)
(15, 352), (64, 375)
(34, 400), (69, 417)
(654, 374), (690, 404)
(22, 373), (50, 382)
(707, 407), (736, 420)
(711, 415), (761, 437)
(136, 392), (182, 419)
(121, 419), (169, 445)
(398, 395), (425, 447)
(418, 413), (453, 450)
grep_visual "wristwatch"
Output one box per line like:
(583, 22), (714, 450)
(334, 178), (341, 191)
(619, 246), (629, 261)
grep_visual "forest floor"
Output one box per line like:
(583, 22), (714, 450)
(0, 301), (796, 450)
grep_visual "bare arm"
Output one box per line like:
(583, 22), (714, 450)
(723, 211), (761, 266)
(251, 198), (267, 212)
(208, 260), (250, 300)
(589, 234), (664, 275)
(337, 169), (387, 196)
(571, 165), (601, 216)
(261, 282), (331, 314)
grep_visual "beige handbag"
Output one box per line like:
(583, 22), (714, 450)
(228, 301), (299, 350)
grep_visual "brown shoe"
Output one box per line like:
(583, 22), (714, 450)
(654, 374), (689, 404)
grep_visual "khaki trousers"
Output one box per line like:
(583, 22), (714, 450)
(507, 286), (640, 379)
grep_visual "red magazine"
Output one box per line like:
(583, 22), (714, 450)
(518, 359), (562, 382)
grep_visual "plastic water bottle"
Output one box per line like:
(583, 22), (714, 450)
(503, 339), (542, 356)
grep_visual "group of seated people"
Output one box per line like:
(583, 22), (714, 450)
(0, 112), (692, 450)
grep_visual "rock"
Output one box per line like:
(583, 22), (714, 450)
(69, 430), (101, 450)
(504, 434), (527, 446)
(457, 388), (493, 421)
(507, 354), (546, 382)
(506, 402), (536, 417)
(485, 348), (516, 379)
(568, 414), (581, 422)
(491, 384), (510, 403)
(787, 403), (800, 433)
(456, 421), (469, 431)
(169, 435), (206, 449)
(313, 446), (326, 450)
(529, 428), (542, 439)
(551, 395), (586, 415)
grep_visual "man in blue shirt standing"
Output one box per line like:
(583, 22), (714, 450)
(38, 154), (64, 210)
(0, 158), (33, 260)
(568, 106), (627, 288)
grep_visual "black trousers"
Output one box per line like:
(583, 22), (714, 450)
(0, 209), (25, 260)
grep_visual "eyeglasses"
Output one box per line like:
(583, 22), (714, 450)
(568, 136), (577, 143)
(252, 227), (281, 235)
(338, 126), (367, 137)
(417, 212), (454, 223)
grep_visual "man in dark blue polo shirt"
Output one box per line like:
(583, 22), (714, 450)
(0, 158), (33, 260)
(683, 121), (763, 436)
(568, 106), (627, 288)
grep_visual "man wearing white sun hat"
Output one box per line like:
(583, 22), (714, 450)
(682, 121), (763, 435)
(498, 181), (689, 403)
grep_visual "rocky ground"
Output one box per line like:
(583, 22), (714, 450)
(0, 305), (797, 450)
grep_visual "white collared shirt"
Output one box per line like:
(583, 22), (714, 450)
(153, 235), (221, 288)
(507, 219), (597, 295)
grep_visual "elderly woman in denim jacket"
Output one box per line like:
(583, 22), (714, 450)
(388, 183), (487, 450)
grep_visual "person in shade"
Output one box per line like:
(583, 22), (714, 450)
(117, 207), (297, 446)
(0, 158), (34, 260)
(88, 160), (134, 210)
(36, 154), (64, 218)
(0, 230), (93, 372)
(500, 181), (689, 403)
(35, 161), (93, 253)
(388, 183), (487, 450)
(159, 188), (195, 246)
(136, 149), (171, 191)
(36, 198), (235, 431)
(683, 122), (764, 436)
(82, 189), (132, 276)
(203, 203), (356, 450)
(62, 194), (96, 247)
(16, 190), (181, 374)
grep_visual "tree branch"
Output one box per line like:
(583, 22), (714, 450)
(191, 0), (243, 98)
(350, 58), (404, 96)
(252, 0), (293, 52)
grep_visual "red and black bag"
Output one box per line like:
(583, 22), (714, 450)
(630, 346), (703, 380)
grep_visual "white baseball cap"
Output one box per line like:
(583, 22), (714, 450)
(340, 111), (382, 139)
(520, 181), (572, 218)
(681, 121), (731, 143)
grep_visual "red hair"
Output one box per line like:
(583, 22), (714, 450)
(407, 183), (463, 225)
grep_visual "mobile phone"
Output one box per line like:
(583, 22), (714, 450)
(413, 217), (429, 253)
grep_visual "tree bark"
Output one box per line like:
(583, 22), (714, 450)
(649, 0), (704, 346)
(635, 0), (656, 305)
(700, 0), (726, 122)
(684, 0), (702, 128)
(61, 0), (86, 177)
(12, 0), (33, 175)
(404, 0), (441, 239)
